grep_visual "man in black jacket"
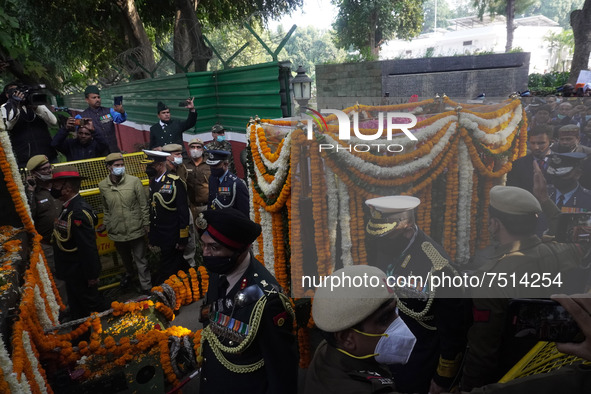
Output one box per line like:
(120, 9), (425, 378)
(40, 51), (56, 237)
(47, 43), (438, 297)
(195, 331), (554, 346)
(51, 117), (109, 161)
(198, 208), (298, 394)
(149, 99), (197, 151)
(51, 166), (108, 319)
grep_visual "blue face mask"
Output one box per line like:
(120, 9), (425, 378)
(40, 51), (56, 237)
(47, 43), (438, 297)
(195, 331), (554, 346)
(112, 166), (125, 176)
(216, 135), (226, 142)
(586, 115), (591, 121)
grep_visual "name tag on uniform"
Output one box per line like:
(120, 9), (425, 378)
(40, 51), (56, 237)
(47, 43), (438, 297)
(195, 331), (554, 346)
(38, 198), (48, 204)
(159, 184), (173, 194)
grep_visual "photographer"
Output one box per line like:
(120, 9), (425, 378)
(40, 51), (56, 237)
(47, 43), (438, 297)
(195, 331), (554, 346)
(80, 85), (127, 153)
(0, 83), (57, 168)
(51, 116), (108, 161)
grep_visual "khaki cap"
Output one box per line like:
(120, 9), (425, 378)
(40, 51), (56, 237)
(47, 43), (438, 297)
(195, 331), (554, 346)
(558, 124), (580, 136)
(490, 186), (541, 215)
(105, 152), (124, 164)
(161, 144), (183, 153)
(312, 265), (395, 332)
(188, 137), (204, 147)
(26, 155), (49, 171)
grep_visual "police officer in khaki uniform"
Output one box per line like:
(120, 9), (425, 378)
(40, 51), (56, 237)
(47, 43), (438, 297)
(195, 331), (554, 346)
(305, 265), (416, 394)
(462, 186), (589, 391)
(143, 149), (190, 284)
(198, 208), (298, 394)
(25, 155), (68, 306)
(185, 137), (210, 218)
(365, 196), (470, 394)
(205, 123), (235, 174)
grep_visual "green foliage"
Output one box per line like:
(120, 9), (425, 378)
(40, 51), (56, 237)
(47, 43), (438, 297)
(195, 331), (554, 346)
(331, 0), (424, 60)
(523, 0), (585, 28)
(473, 0), (536, 18)
(508, 46), (523, 53)
(423, 0), (453, 33)
(528, 71), (570, 89)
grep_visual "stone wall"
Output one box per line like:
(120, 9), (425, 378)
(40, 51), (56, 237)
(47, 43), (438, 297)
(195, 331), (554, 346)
(315, 53), (530, 109)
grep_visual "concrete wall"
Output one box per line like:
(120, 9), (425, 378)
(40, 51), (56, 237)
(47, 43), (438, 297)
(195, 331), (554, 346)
(316, 53), (530, 109)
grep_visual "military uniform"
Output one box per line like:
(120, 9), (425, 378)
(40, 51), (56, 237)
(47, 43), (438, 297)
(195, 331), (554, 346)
(372, 229), (469, 393)
(365, 196), (468, 394)
(206, 139), (235, 174)
(305, 340), (397, 394)
(52, 194), (107, 319)
(463, 235), (585, 390)
(199, 256), (297, 394)
(208, 169), (249, 217)
(148, 171), (190, 283)
(185, 159), (210, 216)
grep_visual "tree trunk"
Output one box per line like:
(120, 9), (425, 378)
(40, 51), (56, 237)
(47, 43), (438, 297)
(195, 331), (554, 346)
(117, 0), (157, 79)
(174, 0), (212, 72)
(569, 0), (591, 85)
(505, 0), (515, 53)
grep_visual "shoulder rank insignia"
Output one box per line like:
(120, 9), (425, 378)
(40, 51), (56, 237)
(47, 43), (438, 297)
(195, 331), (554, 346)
(168, 174), (180, 180)
(273, 311), (287, 327)
(421, 242), (449, 271)
(401, 254), (411, 269)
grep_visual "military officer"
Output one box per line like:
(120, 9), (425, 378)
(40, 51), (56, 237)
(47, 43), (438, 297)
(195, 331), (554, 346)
(305, 265), (415, 394)
(51, 166), (108, 320)
(205, 123), (235, 174)
(206, 150), (249, 216)
(149, 99), (196, 151)
(365, 196), (470, 394)
(25, 155), (68, 307)
(198, 208), (298, 394)
(143, 149), (190, 284)
(162, 143), (188, 181)
(462, 186), (589, 391)
(546, 152), (591, 211)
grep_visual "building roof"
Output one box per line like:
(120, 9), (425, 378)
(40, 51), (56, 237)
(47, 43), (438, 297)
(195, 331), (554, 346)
(448, 14), (559, 31)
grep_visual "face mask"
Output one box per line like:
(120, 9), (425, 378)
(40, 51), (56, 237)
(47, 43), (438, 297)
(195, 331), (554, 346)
(50, 187), (63, 199)
(557, 114), (566, 119)
(372, 317), (416, 365)
(210, 167), (225, 177)
(173, 157), (183, 165)
(145, 165), (158, 178)
(112, 166), (125, 176)
(35, 172), (52, 182)
(586, 115), (591, 121)
(202, 253), (239, 274)
(216, 135), (226, 142)
(190, 149), (203, 159)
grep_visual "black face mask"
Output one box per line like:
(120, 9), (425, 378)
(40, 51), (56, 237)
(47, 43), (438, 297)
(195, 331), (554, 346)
(50, 187), (63, 199)
(551, 175), (577, 191)
(145, 165), (158, 178)
(202, 253), (240, 274)
(210, 167), (225, 178)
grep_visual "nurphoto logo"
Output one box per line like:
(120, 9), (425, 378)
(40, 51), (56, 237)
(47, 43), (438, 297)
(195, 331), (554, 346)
(304, 107), (418, 153)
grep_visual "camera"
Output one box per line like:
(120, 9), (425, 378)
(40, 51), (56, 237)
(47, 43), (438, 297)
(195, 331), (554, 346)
(8, 84), (48, 106)
(73, 118), (90, 127)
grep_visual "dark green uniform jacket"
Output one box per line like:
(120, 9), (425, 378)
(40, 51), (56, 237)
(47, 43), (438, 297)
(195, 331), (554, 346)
(200, 256), (298, 394)
(304, 340), (397, 394)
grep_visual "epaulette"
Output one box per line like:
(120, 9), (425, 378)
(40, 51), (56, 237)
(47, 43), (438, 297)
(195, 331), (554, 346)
(167, 174), (180, 180)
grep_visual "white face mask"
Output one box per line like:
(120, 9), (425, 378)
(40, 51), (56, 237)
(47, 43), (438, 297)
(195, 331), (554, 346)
(190, 149), (203, 159)
(373, 317), (416, 365)
(173, 157), (183, 165)
(35, 172), (52, 181)
(112, 166), (125, 176)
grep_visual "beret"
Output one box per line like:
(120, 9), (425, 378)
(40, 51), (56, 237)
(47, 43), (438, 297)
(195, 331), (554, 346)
(157, 101), (169, 113)
(312, 265), (396, 332)
(105, 152), (124, 164)
(26, 155), (49, 171)
(202, 208), (261, 251)
(84, 85), (100, 96)
(490, 186), (541, 215)
(161, 144), (183, 153)
(558, 124), (580, 136)
(206, 150), (231, 165)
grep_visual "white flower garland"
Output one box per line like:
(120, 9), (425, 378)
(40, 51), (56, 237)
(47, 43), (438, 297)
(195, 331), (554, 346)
(325, 166), (338, 273)
(252, 125), (294, 170)
(259, 206), (275, 275)
(0, 331), (29, 394)
(21, 331), (47, 394)
(461, 105), (522, 146)
(337, 179), (353, 267)
(320, 121), (457, 178)
(34, 285), (53, 330)
(248, 179), (260, 258)
(0, 130), (32, 220)
(35, 253), (60, 323)
(456, 141), (474, 264)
